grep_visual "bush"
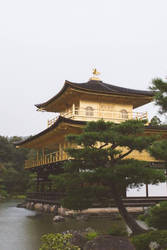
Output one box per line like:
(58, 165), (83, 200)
(39, 233), (80, 250)
(0, 189), (8, 198)
(138, 213), (148, 222)
(139, 202), (167, 230)
(12, 194), (26, 199)
(86, 231), (98, 240)
(108, 224), (128, 236)
(131, 230), (167, 250)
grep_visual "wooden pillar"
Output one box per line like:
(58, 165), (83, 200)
(63, 142), (67, 160)
(36, 150), (39, 165)
(59, 144), (61, 160)
(36, 150), (39, 160)
(49, 182), (52, 192)
(36, 173), (40, 192)
(146, 184), (149, 197)
(41, 182), (45, 192)
(72, 103), (75, 116)
(42, 148), (45, 164)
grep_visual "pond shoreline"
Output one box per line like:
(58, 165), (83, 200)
(0, 199), (132, 250)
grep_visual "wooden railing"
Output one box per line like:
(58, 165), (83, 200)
(25, 151), (68, 169)
(26, 192), (64, 204)
(47, 116), (59, 127)
(26, 192), (167, 206)
(47, 108), (148, 127)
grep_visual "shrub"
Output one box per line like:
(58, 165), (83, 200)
(39, 233), (80, 250)
(108, 224), (128, 236)
(138, 213), (148, 222)
(0, 189), (8, 198)
(131, 230), (167, 250)
(86, 231), (98, 240)
(139, 201), (167, 230)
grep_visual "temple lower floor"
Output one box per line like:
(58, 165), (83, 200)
(26, 160), (167, 209)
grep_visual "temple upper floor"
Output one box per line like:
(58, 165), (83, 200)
(36, 79), (153, 115)
(47, 103), (148, 127)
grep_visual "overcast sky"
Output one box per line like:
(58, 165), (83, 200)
(0, 0), (167, 137)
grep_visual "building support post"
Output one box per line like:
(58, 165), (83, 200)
(146, 184), (149, 197)
(42, 148), (45, 164)
(36, 172), (39, 192)
(72, 103), (75, 117)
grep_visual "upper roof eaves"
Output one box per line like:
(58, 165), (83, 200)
(35, 80), (153, 109)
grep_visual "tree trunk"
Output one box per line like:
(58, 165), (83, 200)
(111, 183), (146, 235)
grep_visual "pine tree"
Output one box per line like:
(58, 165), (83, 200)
(150, 78), (167, 114)
(53, 119), (165, 235)
(150, 116), (161, 126)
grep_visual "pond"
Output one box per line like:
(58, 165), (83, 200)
(0, 200), (124, 250)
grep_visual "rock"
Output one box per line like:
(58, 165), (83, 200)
(149, 241), (160, 250)
(43, 204), (50, 213)
(53, 215), (65, 222)
(58, 206), (67, 216)
(26, 202), (31, 209)
(29, 202), (34, 209)
(17, 202), (27, 208)
(34, 203), (43, 211)
(62, 230), (87, 249)
(50, 205), (58, 213)
(70, 231), (87, 249)
(83, 235), (135, 250)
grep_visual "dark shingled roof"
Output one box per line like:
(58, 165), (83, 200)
(35, 80), (153, 109)
(14, 116), (86, 146)
(67, 80), (153, 95)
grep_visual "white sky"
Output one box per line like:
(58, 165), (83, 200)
(0, 0), (167, 136)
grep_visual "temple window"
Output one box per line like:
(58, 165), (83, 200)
(75, 104), (79, 115)
(121, 109), (128, 119)
(85, 106), (94, 116)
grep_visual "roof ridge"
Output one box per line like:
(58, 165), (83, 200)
(98, 81), (118, 92)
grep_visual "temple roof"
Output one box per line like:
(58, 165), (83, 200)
(35, 80), (153, 110)
(15, 115), (167, 148)
(14, 116), (86, 148)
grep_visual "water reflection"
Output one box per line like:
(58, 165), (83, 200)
(0, 200), (55, 250)
(0, 200), (123, 250)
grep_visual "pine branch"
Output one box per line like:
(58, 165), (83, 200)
(99, 143), (108, 149)
(110, 143), (117, 150)
(118, 149), (133, 160)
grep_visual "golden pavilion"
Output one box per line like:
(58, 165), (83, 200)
(16, 70), (167, 202)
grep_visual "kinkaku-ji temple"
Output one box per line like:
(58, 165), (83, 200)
(15, 70), (167, 208)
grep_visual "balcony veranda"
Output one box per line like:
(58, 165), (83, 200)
(26, 108), (148, 169)
(25, 151), (68, 169)
(48, 108), (148, 127)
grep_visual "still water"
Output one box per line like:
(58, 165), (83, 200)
(0, 200), (120, 250)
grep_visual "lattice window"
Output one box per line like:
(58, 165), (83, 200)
(121, 109), (128, 119)
(85, 106), (94, 116)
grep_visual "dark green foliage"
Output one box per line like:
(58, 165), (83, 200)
(39, 233), (80, 250)
(138, 213), (148, 222)
(131, 230), (167, 250)
(85, 231), (98, 240)
(149, 139), (167, 161)
(0, 135), (35, 196)
(150, 115), (161, 126)
(58, 120), (165, 210)
(140, 202), (167, 230)
(108, 224), (128, 236)
(51, 119), (166, 235)
(150, 78), (167, 114)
